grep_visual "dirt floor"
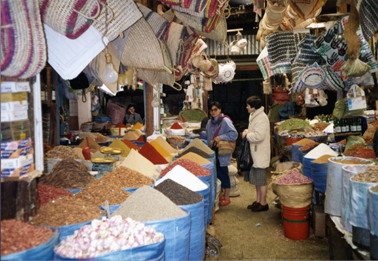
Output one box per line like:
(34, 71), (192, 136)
(210, 167), (330, 260)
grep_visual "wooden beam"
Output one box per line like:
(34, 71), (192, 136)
(145, 82), (154, 136)
(236, 65), (260, 71)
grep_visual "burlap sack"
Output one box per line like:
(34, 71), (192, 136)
(272, 182), (313, 208)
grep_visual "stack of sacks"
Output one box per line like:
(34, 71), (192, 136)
(228, 165), (240, 197)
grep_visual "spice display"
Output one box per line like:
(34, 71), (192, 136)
(115, 122), (127, 128)
(154, 136), (178, 153)
(37, 184), (73, 207)
(73, 148), (85, 160)
(312, 154), (335, 164)
(355, 149), (377, 159)
(299, 141), (319, 151)
(77, 137), (101, 153)
(160, 159), (211, 177)
(170, 122), (183, 129)
(32, 196), (105, 227)
(135, 135), (144, 142)
(1, 219), (55, 256)
(120, 149), (159, 180)
(55, 216), (164, 259)
(101, 166), (153, 188)
(131, 122), (143, 129)
(93, 133), (108, 143)
(333, 160), (371, 164)
(351, 166), (378, 183)
(337, 139), (347, 145)
(111, 186), (186, 222)
(156, 166), (208, 191)
(362, 135), (374, 145)
(109, 139), (130, 157)
(181, 109), (206, 122)
(76, 180), (131, 206)
(343, 144), (366, 156)
(45, 146), (80, 160)
(39, 159), (94, 189)
(78, 132), (97, 140)
(305, 130), (327, 137)
(178, 147), (212, 159)
(123, 131), (139, 140)
(276, 169), (313, 184)
(293, 138), (316, 146)
(278, 118), (309, 131)
(150, 140), (173, 162)
(312, 122), (330, 131)
(122, 139), (140, 151)
(155, 179), (203, 205)
(304, 144), (338, 159)
(138, 142), (168, 165)
(177, 152), (211, 165)
(181, 138), (213, 155)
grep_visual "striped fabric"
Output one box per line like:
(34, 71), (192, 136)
(244, 167), (267, 186)
(138, 4), (170, 40)
(158, 0), (193, 9)
(356, 0), (378, 42)
(289, 0), (326, 20)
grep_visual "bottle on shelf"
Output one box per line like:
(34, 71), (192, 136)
(350, 118), (356, 132)
(336, 120), (342, 134)
(345, 119), (350, 133)
(326, 115), (330, 123)
(356, 117), (362, 133)
(341, 119), (347, 133)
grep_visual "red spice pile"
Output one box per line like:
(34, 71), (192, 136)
(115, 122), (127, 128)
(135, 135), (144, 142)
(355, 149), (376, 159)
(1, 219), (55, 256)
(122, 139), (140, 151)
(138, 142), (168, 165)
(37, 184), (73, 206)
(170, 122), (183, 129)
(160, 159), (211, 177)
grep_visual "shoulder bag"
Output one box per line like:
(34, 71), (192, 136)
(210, 118), (236, 156)
(235, 136), (253, 172)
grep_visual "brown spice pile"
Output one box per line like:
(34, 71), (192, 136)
(333, 159), (371, 165)
(312, 154), (335, 164)
(343, 144), (366, 156)
(77, 137), (101, 153)
(362, 135), (374, 145)
(1, 219), (55, 256)
(337, 139), (347, 145)
(93, 133), (108, 143)
(299, 141), (319, 151)
(177, 152), (211, 165)
(351, 166), (378, 183)
(31, 196), (105, 227)
(101, 166), (154, 188)
(76, 180), (131, 206)
(39, 159), (94, 189)
(45, 146), (79, 160)
(312, 122), (330, 131)
(294, 138), (317, 146)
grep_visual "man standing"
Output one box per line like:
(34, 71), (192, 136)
(278, 95), (305, 121)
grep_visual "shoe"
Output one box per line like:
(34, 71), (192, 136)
(247, 201), (258, 210)
(252, 204), (269, 212)
(219, 196), (224, 201)
(220, 198), (231, 206)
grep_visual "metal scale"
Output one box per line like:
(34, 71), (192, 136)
(90, 148), (123, 178)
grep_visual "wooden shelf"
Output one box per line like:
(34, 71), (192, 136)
(334, 132), (360, 137)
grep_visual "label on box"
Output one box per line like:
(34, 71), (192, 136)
(1, 138), (32, 151)
(1, 100), (28, 111)
(1, 146), (33, 159)
(1, 110), (28, 122)
(1, 82), (30, 93)
(1, 163), (34, 178)
(347, 85), (367, 111)
(1, 154), (34, 169)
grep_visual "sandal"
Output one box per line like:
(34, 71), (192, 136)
(220, 198), (231, 206)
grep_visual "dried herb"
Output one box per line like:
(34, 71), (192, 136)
(154, 179), (203, 205)
(160, 159), (211, 177)
(37, 184), (73, 207)
(101, 166), (154, 188)
(178, 147), (212, 159)
(351, 166), (378, 183)
(45, 146), (79, 160)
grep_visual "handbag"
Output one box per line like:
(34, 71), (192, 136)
(235, 137), (253, 172)
(210, 140), (236, 156)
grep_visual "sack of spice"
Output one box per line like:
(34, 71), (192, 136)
(271, 168), (313, 208)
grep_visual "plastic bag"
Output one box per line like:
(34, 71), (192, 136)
(235, 137), (253, 172)
(106, 102), (126, 125)
(343, 106), (364, 117)
(332, 98), (347, 119)
(345, 135), (366, 151)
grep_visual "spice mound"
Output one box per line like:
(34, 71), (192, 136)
(160, 159), (211, 177)
(355, 149), (376, 159)
(77, 137), (101, 153)
(299, 141), (319, 152)
(155, 179), (203, 205)
(362, 135), (374, 145)
(55, 216), (164, 259)
(76, 180), (131, 206)
(293, 138), (316, 146)
(333, 159), (371, 165)
(276, 169), (313, 184)
(1, 219), (55, 256)
(278, 118), (309, 131)
(181, 138), (213, 155)
(312, 154), (335, 164)
(371, 185), (378, 193)
(178, 147), (212, 159)
(337, 139), (347, 145)
(343, 144), (366, 156)
(177, 152), (211, 165)
(139, 142), (168, 165)
(351, 166), (378, 183)
(111, 186), (186, 222)
(45, 146), (79, 160)
(32, 196), (105, 227)
(37, 184), (73, 207)
(39, 159), (94, 189)
(312, 122), (330, 131)
(102, 166), (154, 188)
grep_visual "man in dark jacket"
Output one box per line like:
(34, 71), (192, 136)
(277, 95), (304, 121)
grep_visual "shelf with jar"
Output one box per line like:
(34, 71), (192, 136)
(333, 116), (367, 141)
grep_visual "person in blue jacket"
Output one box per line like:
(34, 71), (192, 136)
(277, 95), (304, 121)
(200, 101), (238, 206)
(125, 104), (143, 126)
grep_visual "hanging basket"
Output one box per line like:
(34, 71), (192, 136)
(300, 63), (326, 89)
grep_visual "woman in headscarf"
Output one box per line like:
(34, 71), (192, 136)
(242, 96), (271, 212)
(200, 101), (238, 206)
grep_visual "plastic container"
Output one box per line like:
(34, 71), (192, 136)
(92, 116), (111, 123)
(282, 205), (310, 240)
(292, 144), (303, 162)
(310, 161), (328, 193)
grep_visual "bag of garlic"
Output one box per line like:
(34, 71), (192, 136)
(272, 168), (313, 208)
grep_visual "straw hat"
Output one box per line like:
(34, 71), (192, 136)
(121, 17), (168, 71)
(1, 0), (47, 78)
(137, 3), (170, 40)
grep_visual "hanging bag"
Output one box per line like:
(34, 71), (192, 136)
(210, 118), (236, 156)
(235, 136), (253, 172)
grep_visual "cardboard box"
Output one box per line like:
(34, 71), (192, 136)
(1, 92), (28, 111)
(1, 163), (35, 178)
(312, 205), (326, 237)
(1, 110), (28, 122)
(1, 138), (32, 151)
(1, 154), (34, 169)
(1, 81), (30, 93)
(1, 120), (31, 142)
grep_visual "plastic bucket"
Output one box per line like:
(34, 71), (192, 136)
(282, 205), (310, 240)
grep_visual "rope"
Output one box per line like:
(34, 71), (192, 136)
(74, 0), (101, 19)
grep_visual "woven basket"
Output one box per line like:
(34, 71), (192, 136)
(300, 63), (326, 89)
(158, 0), (193, 9)
(137, 3), (170, 40)
(1, 0), (46, 78)
(121, 18), (166, 71)
(169, 0), (215, 18)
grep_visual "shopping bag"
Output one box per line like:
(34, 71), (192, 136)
(235, 137), (253, 172)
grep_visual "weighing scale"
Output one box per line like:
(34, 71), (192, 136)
(100, 147), (123, 161)
(90, 157), (117, 178)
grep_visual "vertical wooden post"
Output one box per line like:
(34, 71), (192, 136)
(145, 82), (154, 136)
